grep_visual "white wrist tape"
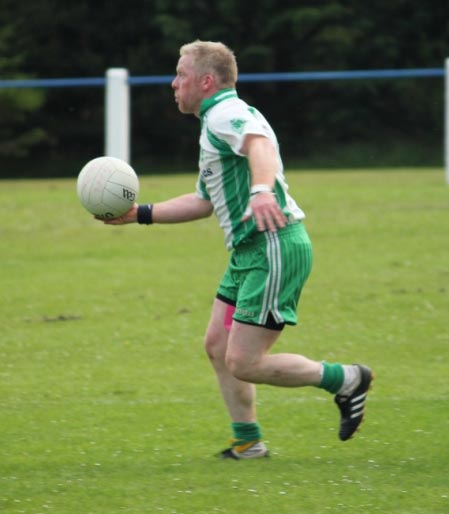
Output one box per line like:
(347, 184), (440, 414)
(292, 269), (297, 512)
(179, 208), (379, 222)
(250, 184), (273, 196)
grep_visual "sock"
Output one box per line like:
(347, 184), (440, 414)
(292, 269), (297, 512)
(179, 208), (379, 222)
(338, 365), (361, 396)
(231, 422), (262, 445)
(318, 362), (344, 394)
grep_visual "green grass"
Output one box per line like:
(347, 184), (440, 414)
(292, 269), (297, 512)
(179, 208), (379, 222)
(1, 168), (448, 513)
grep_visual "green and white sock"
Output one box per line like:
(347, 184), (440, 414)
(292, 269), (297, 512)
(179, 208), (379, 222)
(338, 364), (361, 396)
(318, 362), (344, 394)
(318, 362), (361, 395)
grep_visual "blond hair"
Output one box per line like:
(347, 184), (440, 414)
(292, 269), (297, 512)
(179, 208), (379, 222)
(179, 40), (238, 88)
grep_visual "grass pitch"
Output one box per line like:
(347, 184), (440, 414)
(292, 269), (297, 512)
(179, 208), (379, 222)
(1, 168), (448, 513)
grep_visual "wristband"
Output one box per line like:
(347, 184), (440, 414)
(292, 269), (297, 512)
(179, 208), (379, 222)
(137, 204), (153, 225)
(250, 184), (273, 196)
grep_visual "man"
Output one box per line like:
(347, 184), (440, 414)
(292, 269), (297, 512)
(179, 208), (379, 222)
(101, 40), (373, 459)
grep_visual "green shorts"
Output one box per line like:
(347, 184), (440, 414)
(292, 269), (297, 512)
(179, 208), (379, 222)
(217, 222), (313, 330)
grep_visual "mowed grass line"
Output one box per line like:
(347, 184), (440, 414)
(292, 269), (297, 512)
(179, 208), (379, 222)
(0, 169), (448, 514)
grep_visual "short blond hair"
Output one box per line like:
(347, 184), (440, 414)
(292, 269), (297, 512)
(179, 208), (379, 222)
(179, 40), (238, 88)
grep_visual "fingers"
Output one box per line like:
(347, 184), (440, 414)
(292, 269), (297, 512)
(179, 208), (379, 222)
(255, 206), (287, 232)
(103, 216), (126, 225)
(95, 204), (138, 225)
(94, 214), (125, 224)
(241, 193), (287, 232)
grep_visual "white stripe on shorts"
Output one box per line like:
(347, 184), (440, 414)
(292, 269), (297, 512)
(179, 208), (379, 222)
(259, 231), (283, 325)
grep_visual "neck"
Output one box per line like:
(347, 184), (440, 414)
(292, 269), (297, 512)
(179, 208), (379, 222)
(199, 88), (238, 118)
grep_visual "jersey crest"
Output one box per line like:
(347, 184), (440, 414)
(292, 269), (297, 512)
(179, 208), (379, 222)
(230, 118), (247, 134)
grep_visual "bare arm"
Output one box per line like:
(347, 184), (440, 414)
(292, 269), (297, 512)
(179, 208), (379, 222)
(241, 134), (278, 188)
(153, 193), (213, 222)
(240, 134), (287, 232)
(101, 193), (213, 225)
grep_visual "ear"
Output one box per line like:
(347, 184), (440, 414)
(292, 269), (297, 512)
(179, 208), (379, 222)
(201, 73), (216, 92)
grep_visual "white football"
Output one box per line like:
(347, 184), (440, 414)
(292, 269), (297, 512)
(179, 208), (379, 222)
(77, 156), (139, 219)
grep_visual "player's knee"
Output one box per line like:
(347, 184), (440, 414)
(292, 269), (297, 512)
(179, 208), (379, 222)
(225, 352), (254, 382)
(204, 328), (226, 362)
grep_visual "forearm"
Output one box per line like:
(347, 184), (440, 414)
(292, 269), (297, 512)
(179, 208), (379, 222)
(244, 135), (279, 188)
(240, 134), (286, 232)
(102, 193), (213, 225)
(152, 193), (213, 223)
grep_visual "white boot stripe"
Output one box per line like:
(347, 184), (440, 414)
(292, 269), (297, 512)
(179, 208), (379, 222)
(350, 392), (367, 403)
(350, 409), (363, 418)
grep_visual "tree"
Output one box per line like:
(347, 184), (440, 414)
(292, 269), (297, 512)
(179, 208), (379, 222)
(0, 0), (448, 175)
(0, 17), (47, 158)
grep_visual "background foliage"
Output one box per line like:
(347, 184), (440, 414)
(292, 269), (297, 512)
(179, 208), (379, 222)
(0, 0), (448, 176)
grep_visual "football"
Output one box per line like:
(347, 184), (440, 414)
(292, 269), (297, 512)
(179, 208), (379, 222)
(77, 156), (139, 219)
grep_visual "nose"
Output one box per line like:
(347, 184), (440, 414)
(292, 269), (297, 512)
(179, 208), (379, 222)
(171, 76), (178, 89)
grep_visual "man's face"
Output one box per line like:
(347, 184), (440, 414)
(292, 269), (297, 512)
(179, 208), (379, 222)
(172, 55), (204, 116)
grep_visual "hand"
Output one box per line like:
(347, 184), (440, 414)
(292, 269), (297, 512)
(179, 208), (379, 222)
(241, 192), (287, 232)
(96, 203), (138, 225)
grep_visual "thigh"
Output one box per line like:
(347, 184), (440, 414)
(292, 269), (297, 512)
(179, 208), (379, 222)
(227, 320), (281, 365)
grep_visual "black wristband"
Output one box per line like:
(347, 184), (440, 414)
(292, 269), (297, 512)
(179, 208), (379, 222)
(137, 204), (153, 225)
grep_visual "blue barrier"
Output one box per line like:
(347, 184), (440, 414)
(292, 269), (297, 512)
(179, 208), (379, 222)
(0, 68), (445, 89)
(0, 77), (105, 89)
(1, 65), (447, 183)
(237, 68), (445, 82)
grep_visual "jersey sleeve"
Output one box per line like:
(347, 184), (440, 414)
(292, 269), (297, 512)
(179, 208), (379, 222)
(195, 175), (211, 200)
(210, 105), (268, 156)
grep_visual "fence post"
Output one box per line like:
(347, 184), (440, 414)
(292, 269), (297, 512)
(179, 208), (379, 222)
(105, 68), (130, 162)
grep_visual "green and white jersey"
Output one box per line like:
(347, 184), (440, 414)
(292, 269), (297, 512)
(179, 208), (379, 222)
(196, 88), (305, 250)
